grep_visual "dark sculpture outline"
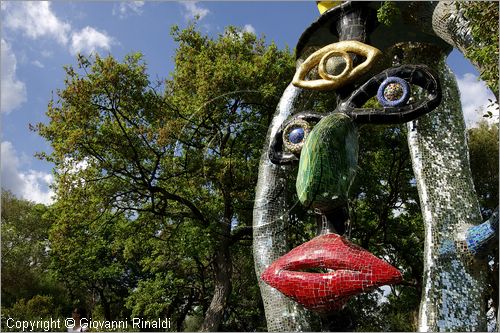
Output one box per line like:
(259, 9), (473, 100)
(269, 64), (442, 165)
(343, 65), (442, 124)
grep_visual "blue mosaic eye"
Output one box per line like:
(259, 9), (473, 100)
(377, 77), (410, 107)
(289, 127), (305, 144)
(282, 118), (312, 155)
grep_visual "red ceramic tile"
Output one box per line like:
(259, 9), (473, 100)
(261, 233), (402, 313)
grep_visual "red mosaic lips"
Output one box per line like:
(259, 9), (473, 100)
(261, 233), (402, 313)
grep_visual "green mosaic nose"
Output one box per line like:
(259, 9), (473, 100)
(296, 113), (359, 212)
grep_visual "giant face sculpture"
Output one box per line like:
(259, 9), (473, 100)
(261, 58), (442, 313)
(253, 1), (498, 331)
(259, 1), (443, 316)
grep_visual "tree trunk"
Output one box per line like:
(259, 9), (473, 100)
(176, 291), (194, 331)
(98, 289), (112, 321)
(200, 240), (232, 332)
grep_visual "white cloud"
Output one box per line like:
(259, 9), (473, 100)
(2, 2), (117, 56)
(456, 73), (499, 128)
(62, 157), (89, 175)
(1, 39), (27, 114)
(70, 26), (113, 55)
(180, 1), (210, 20)
(31, 60), (44, 68)
(2, 1), (71, 45)
(242, 24), (256, 35)
(41, 50), (53, 58)
(113, 1), (145, 18)
(1, 141), (54, 205)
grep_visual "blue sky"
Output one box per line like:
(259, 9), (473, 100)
(1, 1), (497, 205)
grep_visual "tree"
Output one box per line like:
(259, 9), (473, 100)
(35, 23), (295, 331)
(167, 24), (295, 331)
(48, 197), (137, 321)
(467, 120), (499, 326)
(468, 121), (499, 214)
(123, 213), (214, 331)
(2, 190), (51, 305)
(347, 124), (424, 331)
(460, 2), (499, 100)
(1, 190), (70, 331)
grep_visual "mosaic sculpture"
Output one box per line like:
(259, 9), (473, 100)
(253, 2), (498, 331)
(261, 233), (402, 313)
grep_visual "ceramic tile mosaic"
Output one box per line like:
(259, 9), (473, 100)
(465, 209), (499, 256)
(403, 45), (488, 331)
(254, 2), (493, 331)
(253, 4), (376, 330)
(261, 233), (402, 313)
(253, 83), (314, 332)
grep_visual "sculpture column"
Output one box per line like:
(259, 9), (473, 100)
(253, 83), (313, 331)
(400, 43), (488, 331)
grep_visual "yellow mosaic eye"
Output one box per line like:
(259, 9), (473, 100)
(292, 40), (382, 91)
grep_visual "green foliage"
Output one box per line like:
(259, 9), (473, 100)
(348, 124), (423, 331)
(48, 198), (136, 321)
(1, 296), (66, 332)
(126, 273), (179, 318)
(461, 1), (499, 99)
(221, 244), (267, 332)
(5, 295), (59, 320)
(1, 191), (70, 331)
(2, 190), (51, 305)
(183, 312), (204, 332)
(377, 2), (401, 27)
(467, 121), (499, 327)
(467, 121), (499, 213)
(121, 216), (213, 331)
(34, 23), (295, 330)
